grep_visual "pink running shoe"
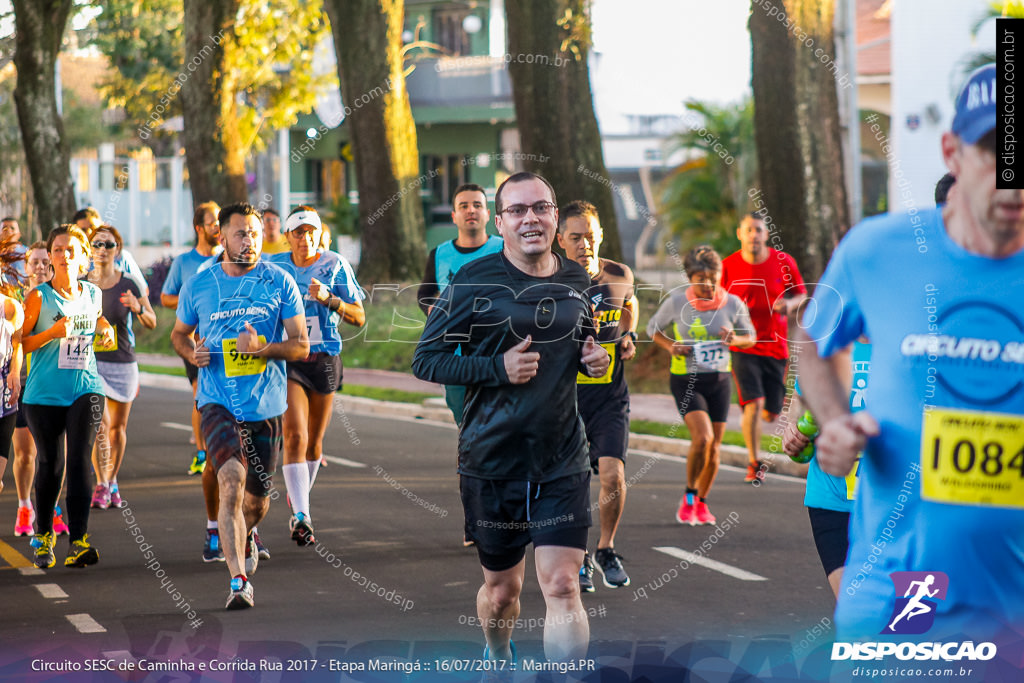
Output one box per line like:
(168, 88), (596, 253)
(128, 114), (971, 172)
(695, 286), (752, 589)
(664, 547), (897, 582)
(675, 497), (697, 526)
(694, 501), (717, 526)
(91, 484), (111, 510)
(52, 511), (70, 535)
(15, 506), (35, 536)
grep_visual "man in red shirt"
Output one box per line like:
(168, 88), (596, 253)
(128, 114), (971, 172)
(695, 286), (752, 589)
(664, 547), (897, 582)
(721, 214), (806, 482)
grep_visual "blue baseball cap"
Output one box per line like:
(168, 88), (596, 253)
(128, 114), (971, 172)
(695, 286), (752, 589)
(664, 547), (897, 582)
(952, 64), (996, 144)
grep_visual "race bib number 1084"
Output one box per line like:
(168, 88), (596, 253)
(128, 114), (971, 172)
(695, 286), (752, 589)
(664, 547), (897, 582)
(921, 407), (1024, 509)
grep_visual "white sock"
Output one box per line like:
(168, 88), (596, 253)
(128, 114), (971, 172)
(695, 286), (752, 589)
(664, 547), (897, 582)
(283, 463), (311, 516)
(207, 520), (218, 530)
(307, 457), (322, 488)
(19, 499), (31, 509)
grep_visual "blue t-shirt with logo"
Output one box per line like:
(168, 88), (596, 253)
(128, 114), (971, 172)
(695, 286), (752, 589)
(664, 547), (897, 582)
(802, 341), (871, 512)
(268, 250), (364, 355)
(177, 261), (304, 421)
(804, 208), (1024, 641)
(163, 247), (223, 297)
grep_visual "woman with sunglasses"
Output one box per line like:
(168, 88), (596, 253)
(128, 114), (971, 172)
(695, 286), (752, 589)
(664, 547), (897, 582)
(85, 225), (156, 510)
(22, 225), (115, 568)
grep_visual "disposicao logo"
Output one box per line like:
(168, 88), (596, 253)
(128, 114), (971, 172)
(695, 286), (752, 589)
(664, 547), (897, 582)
(831, 570), (997, 662)
(883, 571), (948, 635)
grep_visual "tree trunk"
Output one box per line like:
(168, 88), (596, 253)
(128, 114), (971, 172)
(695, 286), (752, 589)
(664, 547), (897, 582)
(323, 0), (426, 283)
(749, 0), (849, 281)
(12, 0), (76, 236)
(181, 0), (247, 208)
(505, 0), (623, 263)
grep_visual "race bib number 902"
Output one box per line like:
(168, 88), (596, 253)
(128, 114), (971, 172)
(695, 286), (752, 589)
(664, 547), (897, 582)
(921, 407), (1024, 509)
(222, 335), (268, 378)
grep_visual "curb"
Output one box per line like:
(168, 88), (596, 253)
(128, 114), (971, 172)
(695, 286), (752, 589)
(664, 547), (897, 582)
(139, 371), (808, 479)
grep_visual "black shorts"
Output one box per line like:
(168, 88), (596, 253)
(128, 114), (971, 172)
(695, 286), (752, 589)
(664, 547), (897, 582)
(287, 353), (342, 395)
(579, 399), (629, 472)
(807, 506), (851, 576)
(15, 385), (26, 429)
(183, 357), (199, 384)
(461, 471), (592, 572)
(731, 353), (787, 415)
(199, 403), (283, 498)
(670, 372), (732, 423)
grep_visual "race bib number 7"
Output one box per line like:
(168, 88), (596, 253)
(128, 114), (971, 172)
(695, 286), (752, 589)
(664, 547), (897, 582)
(222, 335), (268, 378)
(921, 407), (1024, 509)
(58, 335), (92, 370)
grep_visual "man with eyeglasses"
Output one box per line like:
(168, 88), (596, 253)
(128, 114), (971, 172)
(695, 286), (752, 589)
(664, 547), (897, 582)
(161, 201), (225, 561)
(414, 171), (609, 667)
(555, 200), (636, 593)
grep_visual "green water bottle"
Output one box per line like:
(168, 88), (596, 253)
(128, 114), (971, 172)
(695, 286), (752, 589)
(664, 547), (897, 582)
(792, 411), (818, 463)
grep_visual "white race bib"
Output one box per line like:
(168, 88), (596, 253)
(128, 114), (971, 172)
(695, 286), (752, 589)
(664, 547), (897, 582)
(58, 335), (92, 370)
(692, 340), (728, 372)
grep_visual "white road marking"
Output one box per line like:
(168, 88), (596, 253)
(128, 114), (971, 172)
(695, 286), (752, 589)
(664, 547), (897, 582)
(654, 546), (769, 582)
(160, 422), (194, 432)
(66, 613), (107, 633)
(19, 568), (44, 576)
(34, 583), (68, 599)
(322, 455), (367, 468)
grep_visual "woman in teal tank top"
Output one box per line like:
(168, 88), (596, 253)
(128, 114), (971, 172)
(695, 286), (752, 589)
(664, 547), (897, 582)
(21, 225), (115, 570)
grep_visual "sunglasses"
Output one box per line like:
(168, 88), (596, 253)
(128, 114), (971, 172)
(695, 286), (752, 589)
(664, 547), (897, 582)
(92, 241), (117, 250)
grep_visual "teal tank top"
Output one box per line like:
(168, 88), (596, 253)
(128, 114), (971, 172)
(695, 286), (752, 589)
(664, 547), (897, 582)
(23, 282), (105, 406)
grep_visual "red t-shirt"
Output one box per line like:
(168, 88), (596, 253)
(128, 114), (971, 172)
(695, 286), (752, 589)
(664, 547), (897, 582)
(720, 248), (806, 359)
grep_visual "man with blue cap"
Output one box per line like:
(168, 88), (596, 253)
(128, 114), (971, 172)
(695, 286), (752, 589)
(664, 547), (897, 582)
(797, 63), (1024, 648)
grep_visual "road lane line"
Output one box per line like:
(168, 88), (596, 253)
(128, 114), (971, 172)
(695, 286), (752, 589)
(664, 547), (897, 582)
(654, 546), (769, 582)
(160, 422), (194, 432)
(66, 613), (107, 633)
(322, 455), (367, 468)
(35, 583), (68, 599)
(0, 537), (32, 568)
(19, 567), (44, 576)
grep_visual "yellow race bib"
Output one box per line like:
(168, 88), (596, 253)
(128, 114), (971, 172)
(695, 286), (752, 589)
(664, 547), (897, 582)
(222, 336), (268, 378)
(577, 343), (616, 385)
(921, 407), (1024, 509)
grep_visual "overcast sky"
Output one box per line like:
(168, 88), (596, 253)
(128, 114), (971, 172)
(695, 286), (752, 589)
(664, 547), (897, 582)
(590, 0), (752, 132)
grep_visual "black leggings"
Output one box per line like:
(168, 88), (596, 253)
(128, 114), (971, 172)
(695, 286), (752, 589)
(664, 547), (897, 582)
(24, 394), (104, 540)
(0, 411), (15, 460)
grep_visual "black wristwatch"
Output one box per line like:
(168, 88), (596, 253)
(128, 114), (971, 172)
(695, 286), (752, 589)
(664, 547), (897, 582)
(627, 331), (638, 342)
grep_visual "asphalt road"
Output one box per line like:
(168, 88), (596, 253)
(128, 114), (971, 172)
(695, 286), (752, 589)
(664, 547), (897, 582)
(0, 385), (852, 682)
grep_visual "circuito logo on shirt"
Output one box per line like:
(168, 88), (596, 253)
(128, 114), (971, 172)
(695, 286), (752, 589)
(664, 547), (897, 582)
(900, 297), (1024, 406)
(883, 571), (948, 635)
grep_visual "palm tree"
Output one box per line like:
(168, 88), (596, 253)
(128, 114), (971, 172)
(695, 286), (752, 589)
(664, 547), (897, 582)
(658, 98), (757, 254)
(964, 1), (1023, 73)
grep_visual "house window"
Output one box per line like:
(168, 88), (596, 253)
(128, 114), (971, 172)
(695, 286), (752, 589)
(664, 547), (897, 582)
(423, 154), (470, 209)
(433, 7), (471, 55)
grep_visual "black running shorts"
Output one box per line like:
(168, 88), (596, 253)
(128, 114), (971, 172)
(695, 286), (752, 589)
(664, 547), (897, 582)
(579, 399), (629, 472)
(199, 403), (282, 498)
(287, 353), (342, 395)
(670, 372), (732, 423)
(731, 352), (787, 415)
(807, 506), (851, 577)
(183, 357), (199, 384)
(461, 471), (592, 572)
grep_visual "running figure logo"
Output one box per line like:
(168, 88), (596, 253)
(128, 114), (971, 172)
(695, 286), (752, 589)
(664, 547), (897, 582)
(883, 571), (949, 635)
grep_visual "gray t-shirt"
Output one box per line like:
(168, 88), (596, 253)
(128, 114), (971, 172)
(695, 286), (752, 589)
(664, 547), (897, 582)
(647, 288), (753, 374)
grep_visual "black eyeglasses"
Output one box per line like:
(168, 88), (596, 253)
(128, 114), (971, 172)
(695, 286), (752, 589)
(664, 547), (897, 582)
(499, 202), (556, 218)
(92, 241), (117, 250)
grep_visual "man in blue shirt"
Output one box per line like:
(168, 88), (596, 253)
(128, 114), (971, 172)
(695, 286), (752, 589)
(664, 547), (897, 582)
(799, 64), (1024, 645)
(171, 202), (308, 610)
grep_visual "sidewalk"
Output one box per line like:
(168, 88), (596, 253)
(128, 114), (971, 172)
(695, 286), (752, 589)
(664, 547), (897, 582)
(137, 354), (807, 478)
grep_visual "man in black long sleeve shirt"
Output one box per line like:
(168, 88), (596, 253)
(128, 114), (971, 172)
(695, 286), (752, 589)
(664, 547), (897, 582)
(413, 172), (609, 666)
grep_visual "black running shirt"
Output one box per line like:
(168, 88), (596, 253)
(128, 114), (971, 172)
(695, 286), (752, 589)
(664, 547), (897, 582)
(413, 251), (597, 482)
